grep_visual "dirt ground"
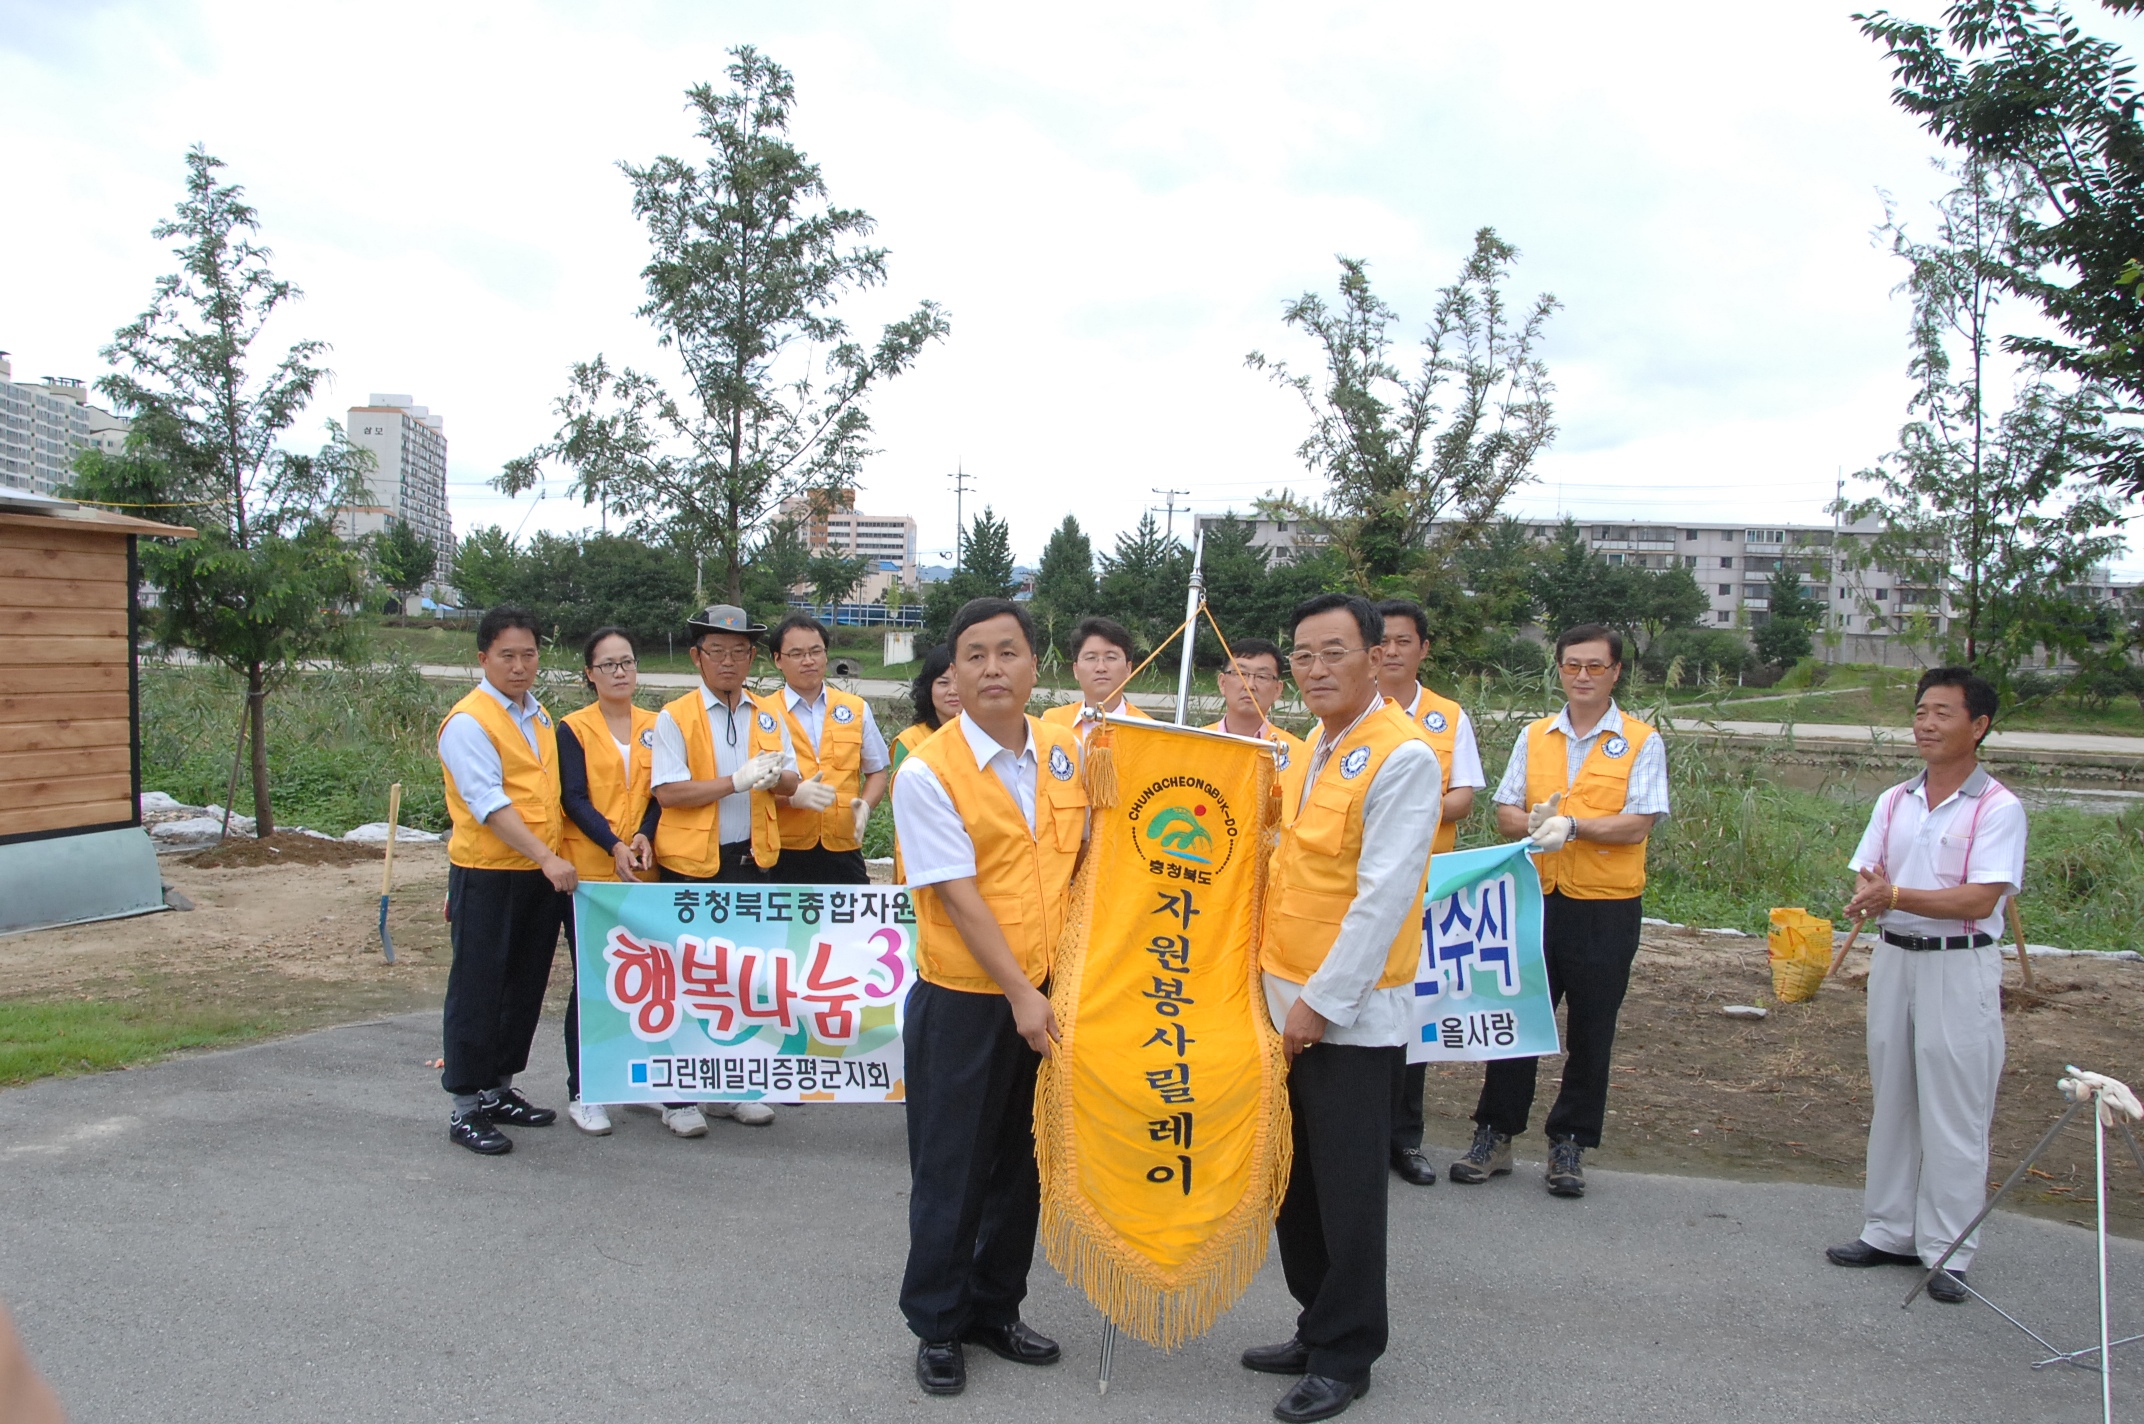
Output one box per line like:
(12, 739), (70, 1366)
(6, 856), (2139, 1236)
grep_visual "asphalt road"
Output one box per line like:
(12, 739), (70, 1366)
(3, 1015), (2136, 1424)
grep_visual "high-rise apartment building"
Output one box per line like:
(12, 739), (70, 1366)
(0, 354), (132, 496)
(344, 394), (452, 574)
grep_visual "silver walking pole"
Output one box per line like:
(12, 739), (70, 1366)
(2095, 1101), (2112, 1424)
(1173, 522), (1205, 725)
(1097, 1319), (1118, 1394)
(1905, 1097), (2087, 1307)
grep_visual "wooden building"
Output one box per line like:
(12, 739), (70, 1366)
(0, 491), (194, 934)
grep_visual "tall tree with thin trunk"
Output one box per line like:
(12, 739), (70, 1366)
(501, 47), (949, 602)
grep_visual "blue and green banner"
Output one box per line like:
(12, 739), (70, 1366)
(571, 882), (914, 1103)
(1408, 842), (1559, 1063)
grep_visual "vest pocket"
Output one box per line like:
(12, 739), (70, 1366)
(1050, 804), (1085, 852)
(1290, 786), (1354, 856)
(1275, 882), (1354, 930)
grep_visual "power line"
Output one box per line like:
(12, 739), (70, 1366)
(1151, 487), (1190, 540)
(948, 464), (973, 572)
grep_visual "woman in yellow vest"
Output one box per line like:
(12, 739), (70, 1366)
(889, 598), (1086, 1398)
(1449, 622), (1669, 1200)
(1244, 593), (1440, 1420)
(766, 613), (890, 885)
(890, 643), (960, 883)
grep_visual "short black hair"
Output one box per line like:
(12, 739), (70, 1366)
(1555, 623), (1623, 665)
(478, 606), (541, 653)
(1288, 592), (1381, 653)
(909, 643), (956, 731)
(1374, 598), (1429, 642)
(772, 613), (830, 657)
(1916, 665), (1999, 740)
(950, 597), (1036, 655)
(579, 625), (634, 689)
(1071, 615), (1136, 661)
(1223, 636), (1284, 677)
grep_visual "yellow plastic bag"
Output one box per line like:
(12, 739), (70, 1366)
(1767, 907), (1834, 1003)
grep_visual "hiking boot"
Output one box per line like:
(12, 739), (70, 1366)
(1448, 1124), (1512, 1184)
(1546, 1137), (1585, 1197)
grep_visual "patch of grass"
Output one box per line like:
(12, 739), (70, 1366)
(0, 998), (281, 1085)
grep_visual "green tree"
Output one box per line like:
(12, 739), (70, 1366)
(1031, 514), (1097, 652)
(920, 506), (1019, 645)
(1633, 564), (1708, 657)
(77, 147), (367, 837)
(500, 47), (949, 602)
(740, 517), (813, 627)
(450, 524), (518, 608)
(372, 519), (437, 606)
(1753, 562), (1820, 667)
(1097, 512), (1190, 650)
(1455, 515), (1542, 631)
(1248, 230), (1559, 586)
(807, 546), (870, 609)
(1528, 518), (1618, 634)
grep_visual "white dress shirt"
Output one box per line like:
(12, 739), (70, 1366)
(781, 683), (891, 773)
(890, 714), (1044, 887)
(437, 677), (548, 823)
(650, 683), (798, 846)
(1263, 699), (1443, 1047)
(1493, 700), (1671, 818)
(1850, 765), (2027, 937)
(1399, 685), (1486, 789)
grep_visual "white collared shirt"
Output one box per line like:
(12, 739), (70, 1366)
(1399, 685), (1486, 789)
(1493, 699), (1671, 817)
(781, 682), (891, 772)
(1850, 765), (2027, 937)
(889, 713), (1045, 887)
(437, 677), (547, 823)
(650, 683), (798, 846)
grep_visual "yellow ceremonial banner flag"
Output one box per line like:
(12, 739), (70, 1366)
(1036, 716), (1289, 1349)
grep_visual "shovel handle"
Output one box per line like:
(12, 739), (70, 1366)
(381, 783), (403, 893)
(1827, 915), (1865, 980)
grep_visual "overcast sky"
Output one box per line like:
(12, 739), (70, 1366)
(5, 1), (2136, 573)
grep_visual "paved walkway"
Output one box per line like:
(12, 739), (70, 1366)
(2, 1015), (2134, 1423)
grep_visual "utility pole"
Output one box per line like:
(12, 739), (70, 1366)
(1152, 487), (1190, 541)
(948, 464), (973, 572)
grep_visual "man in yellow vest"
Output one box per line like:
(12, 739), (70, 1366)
(1040, 615), (1153, 741)
(1373, 597), (1486, 1189)
(890, 597), (1087, 1398)
(1449, 623), (1669, 1199)
(767, 614), (890, 885)
(1202, 635), (1308, 766)
(1242, 594), (1440, 1423)
(435, 608), (577, 1156)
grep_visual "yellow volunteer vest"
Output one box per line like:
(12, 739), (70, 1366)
(651, 688), (784, 876)
(1041, 697), (1153, 731)
(1524, 712), (1656, 899)
(910, 715), (1087, 993)
(558, 701), (659, 882)
(1393, 686), (1466, 854)
(776, 685), (871, 852)
(1201, 717), (1309, 813)
(1262, 701), (1431, 990)
(440, 687), (563, 871)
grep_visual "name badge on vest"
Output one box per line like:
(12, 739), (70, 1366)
(1048, 745), (1075, 781)
(536, 707), (551, 727)
(832, 704), (855, 724)
(1424, 710), (1447, 733)
(757, 712), (777, 733)
(1603, 735), (1629, 759)
(1272, 741), (1291, 770)
(1341, 746), (1371, 779)
(638, 728), (655, 748)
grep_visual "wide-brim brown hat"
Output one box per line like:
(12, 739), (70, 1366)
(685, 604), (768, 639)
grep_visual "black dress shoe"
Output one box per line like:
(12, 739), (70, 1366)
(915, 1340), (965, 1395)
(1826, 1239), (1920, 1268)
(1926, 1269), (1970, 1304)
(1241, 1337), (1312, 1374)
(961, 1320), (1060, 1365)
(1273, 1372), (1368, 1422)
(481, 1086), (556, 1127)
(1391, 1149), (1437, 1186)
(448, 1109), (511, 1155)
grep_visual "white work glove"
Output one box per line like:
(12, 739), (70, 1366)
(1526, 792), (1564, 835)
(851, 798), (872, 842)
(1529, 816), (1575, 853)
(789, 773), (839, 813)
(731, 750), (785, 794)
(2060, 1068), (2143, 1125)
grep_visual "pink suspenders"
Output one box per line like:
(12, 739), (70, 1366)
(1878, 775), (2008, 936)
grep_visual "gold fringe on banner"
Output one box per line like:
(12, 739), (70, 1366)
(1035, 727), (1290, 1350)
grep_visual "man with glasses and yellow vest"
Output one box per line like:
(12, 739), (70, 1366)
(1372, 598), (1486, 1189)
(1241, 593), (1440, 1423)
(435, 608), (578, 1156)
(1449, 623), (1669, 1199)
(1041, 615), (1154, 744)
(767, 614), (890, 885)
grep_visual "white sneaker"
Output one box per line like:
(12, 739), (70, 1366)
(727, 1100), (776, 1127)
(568, 1100), (612, 1135)
(661, 1105), (709, 1137)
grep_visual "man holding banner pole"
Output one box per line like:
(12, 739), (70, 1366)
(1451, 622), (1666, 1198)
(891, 597), (1087, 1397)
(1243, 593), (1440, 1423)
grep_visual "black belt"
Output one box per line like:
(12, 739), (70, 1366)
(1881, 930), (1995, 952)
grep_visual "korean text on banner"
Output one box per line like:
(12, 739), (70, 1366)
(1408, 841), (1560, 1064)
(1036, 717), (1290, 1350)
(571, 882), (915, 1104)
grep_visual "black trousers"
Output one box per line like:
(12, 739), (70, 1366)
(770, 844), (869, 884)
(659, 840), (768, 884)
(1471, 891), (1643, 1148)
(1391, 1061), (1427, 1153)
(899, 980), (1042, 1343)
(1277, 1042), (1401, 1385)
(441, 865), (568, 1098)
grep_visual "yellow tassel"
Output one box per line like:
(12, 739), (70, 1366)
(1085, 725), (1118, 808)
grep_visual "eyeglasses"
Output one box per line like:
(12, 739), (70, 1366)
(697, 646), (755, 664)
(1075, 652), (1128, 666)
(1287, 647), (1365, 672)
(1559, 660), (1616, 675)
(777, 646), (827, 662)
(590, 658), (637, 676)
(1219, 667), (1281, 687)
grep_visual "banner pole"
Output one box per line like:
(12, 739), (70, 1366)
(1173, 522), (1204, 725)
